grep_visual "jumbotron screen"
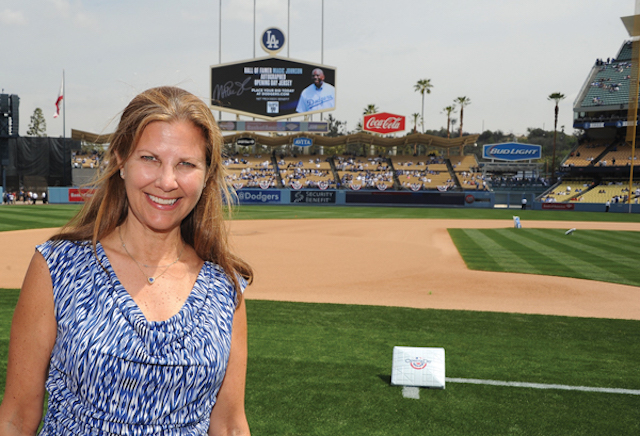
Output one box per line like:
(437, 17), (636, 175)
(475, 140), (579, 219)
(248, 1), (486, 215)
(210, 57), (336, 119)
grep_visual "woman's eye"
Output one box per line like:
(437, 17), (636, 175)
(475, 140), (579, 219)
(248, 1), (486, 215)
(180, 161), (196, 168)
(141, 155), (156, 162)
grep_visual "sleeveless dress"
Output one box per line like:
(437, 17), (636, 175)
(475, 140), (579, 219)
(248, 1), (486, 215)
(36, 239), (245, 436)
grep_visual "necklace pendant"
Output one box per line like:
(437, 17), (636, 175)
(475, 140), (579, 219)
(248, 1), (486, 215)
(148, 277), (155, 284)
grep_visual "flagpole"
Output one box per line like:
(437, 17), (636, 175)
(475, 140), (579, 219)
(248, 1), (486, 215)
(63, 69), (66, 142)
(63, 69), (67, 186)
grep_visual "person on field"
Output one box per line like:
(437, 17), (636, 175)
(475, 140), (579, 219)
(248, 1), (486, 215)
(0, 86), (253, 436)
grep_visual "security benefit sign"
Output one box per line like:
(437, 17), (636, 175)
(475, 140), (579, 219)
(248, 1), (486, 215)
(483, 142), (542, 161)
(210, 57), (336, 119)
(290, 190), (336, 204)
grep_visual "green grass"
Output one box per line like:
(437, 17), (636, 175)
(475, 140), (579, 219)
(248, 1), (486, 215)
(231, 205), (640, 222)
(0, 205), (81, 231)
(245, 300), (640, 435)
(0, 294), (637, 435)
(1, 204), (639, 233)
(448, 228), (640, 287)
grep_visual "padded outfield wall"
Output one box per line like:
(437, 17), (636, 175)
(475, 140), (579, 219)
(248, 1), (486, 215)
(10, 187), (640, 212)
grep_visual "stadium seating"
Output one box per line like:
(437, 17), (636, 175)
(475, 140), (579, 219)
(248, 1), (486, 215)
(223, 155), (278, 188)
(563, 142), (609, 167)
(278, 156), (336, 189)
(579, 61), (632, 108)
(576, 182), (640, 204)
(540, 181), (591, 203)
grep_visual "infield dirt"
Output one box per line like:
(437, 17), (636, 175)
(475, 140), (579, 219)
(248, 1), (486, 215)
(1, 219), (639, 320)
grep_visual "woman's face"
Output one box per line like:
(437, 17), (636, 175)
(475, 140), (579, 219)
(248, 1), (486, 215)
(121, 120), (208, 234)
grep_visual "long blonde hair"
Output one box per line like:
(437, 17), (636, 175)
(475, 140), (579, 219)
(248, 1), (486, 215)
(53, 86), (252, 290)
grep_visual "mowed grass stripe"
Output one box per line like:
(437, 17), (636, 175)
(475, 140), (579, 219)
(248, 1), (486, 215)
(520, 229), (640, 286)
(455, 229), (541, 274)
(0, 206), (80, 231)
(447, 229), (503, 272)
(500, 229), (631, 285)
(574, 230), (640, 258)
(520, 229), (636, 282)
(532, 230), (640, 272)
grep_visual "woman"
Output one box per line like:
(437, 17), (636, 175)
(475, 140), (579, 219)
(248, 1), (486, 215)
(0, 86), (253, 435)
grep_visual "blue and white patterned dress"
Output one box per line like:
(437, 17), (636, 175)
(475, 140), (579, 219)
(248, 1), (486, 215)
(36, 239), (245, 436)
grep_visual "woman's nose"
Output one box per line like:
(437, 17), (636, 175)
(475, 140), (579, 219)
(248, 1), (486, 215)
(156, 166), (179, 191)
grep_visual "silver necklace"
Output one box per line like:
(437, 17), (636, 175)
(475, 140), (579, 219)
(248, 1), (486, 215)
(118, 227), (185, 285)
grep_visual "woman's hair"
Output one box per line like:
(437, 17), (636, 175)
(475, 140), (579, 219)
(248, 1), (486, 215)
(53, 86), (252, 290)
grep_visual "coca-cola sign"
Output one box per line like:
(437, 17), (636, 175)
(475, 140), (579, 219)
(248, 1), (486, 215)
(363, 112), (406, 134)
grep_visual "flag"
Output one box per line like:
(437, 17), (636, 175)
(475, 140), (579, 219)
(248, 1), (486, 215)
(53, 77), (64, 118)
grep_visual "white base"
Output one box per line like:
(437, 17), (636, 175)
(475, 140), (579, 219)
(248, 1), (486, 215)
(391, 346), (445, 389)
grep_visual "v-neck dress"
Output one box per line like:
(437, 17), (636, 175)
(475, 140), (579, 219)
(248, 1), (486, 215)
(36, 239), (245, 436)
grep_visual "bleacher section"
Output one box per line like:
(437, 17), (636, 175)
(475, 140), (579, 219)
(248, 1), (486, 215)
(562, 142), (609, 167)
(451, 155), (482, 190)
(599, 143), (639, 167)
(278, 157), (336, 189)
(223, 155), (278, 188)
(221, 153), (484, 192)
(540, 181), (591, 203)
(393, 155), (457, 191)
(335, 156), (394, 189)
(577, 182), (640, 204)
(579, 41), (632, 109)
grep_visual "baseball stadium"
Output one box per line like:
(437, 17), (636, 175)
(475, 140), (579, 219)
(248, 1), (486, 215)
(1, 24), (640, 436)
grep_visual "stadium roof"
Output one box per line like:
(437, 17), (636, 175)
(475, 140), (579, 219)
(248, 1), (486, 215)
(222, 131), (479, 149)
(72, 128), (479, 150)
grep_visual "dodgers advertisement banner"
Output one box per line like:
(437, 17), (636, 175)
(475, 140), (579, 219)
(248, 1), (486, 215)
(210, 57), (336, 119)
(483, 142), (542, 161)
(236, 189), (282, 204)
(290, 190), (336, 204)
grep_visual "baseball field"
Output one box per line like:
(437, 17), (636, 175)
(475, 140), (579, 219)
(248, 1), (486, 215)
(0, 204), (638, 435)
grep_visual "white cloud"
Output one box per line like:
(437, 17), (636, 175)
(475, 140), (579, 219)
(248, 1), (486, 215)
(74, 11), (98, 29)
(0, 9), (27, 25)
(47, 0), (70, 14)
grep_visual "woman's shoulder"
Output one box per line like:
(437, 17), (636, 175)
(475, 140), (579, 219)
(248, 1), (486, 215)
(37, 239), (94, 267)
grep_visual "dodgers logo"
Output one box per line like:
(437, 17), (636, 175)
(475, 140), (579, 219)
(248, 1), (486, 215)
(261, 28), (285, 54)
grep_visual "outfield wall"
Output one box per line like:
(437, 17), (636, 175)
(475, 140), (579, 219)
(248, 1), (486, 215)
(12, 187), (640, 213)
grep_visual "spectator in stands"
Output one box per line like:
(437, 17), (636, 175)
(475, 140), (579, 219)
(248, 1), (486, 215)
(521, 197), (527, 210)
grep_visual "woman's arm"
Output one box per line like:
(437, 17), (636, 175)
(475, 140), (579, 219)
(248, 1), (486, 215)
(208, 296), (250, 436)
(0, 251), (56, 435)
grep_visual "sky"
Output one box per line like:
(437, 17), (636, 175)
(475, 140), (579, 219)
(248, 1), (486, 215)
(0, 0), (635, 140)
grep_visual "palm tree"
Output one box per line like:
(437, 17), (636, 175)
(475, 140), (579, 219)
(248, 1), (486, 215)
(363, 104), (379, 115)
(414, 79), (433, 133)
(443, 105), (456, 139)
(411, 113), (421, 134)
(548, 92), (566, 181)
(454, 96), (471, 137)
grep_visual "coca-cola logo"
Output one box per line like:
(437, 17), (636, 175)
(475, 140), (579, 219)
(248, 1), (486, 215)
(363, 112), (405, 134)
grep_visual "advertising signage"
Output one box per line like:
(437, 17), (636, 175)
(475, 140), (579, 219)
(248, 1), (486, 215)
(482, 142), (542, 161)
(210, 57), (336, 119)
(363, 112), (405, 134)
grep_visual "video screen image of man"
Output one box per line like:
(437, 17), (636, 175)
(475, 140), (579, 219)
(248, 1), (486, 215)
(296, 68), (335, 113)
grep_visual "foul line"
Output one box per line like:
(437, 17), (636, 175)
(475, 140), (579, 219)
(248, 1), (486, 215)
(446, 378), (640, 395)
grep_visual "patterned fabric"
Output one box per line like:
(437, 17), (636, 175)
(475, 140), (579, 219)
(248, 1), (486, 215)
(36, 239), (244, 436)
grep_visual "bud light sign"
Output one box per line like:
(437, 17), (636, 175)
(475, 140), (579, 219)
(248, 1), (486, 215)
(293, 137), (312, 147)
(483, 142), (542, 161)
